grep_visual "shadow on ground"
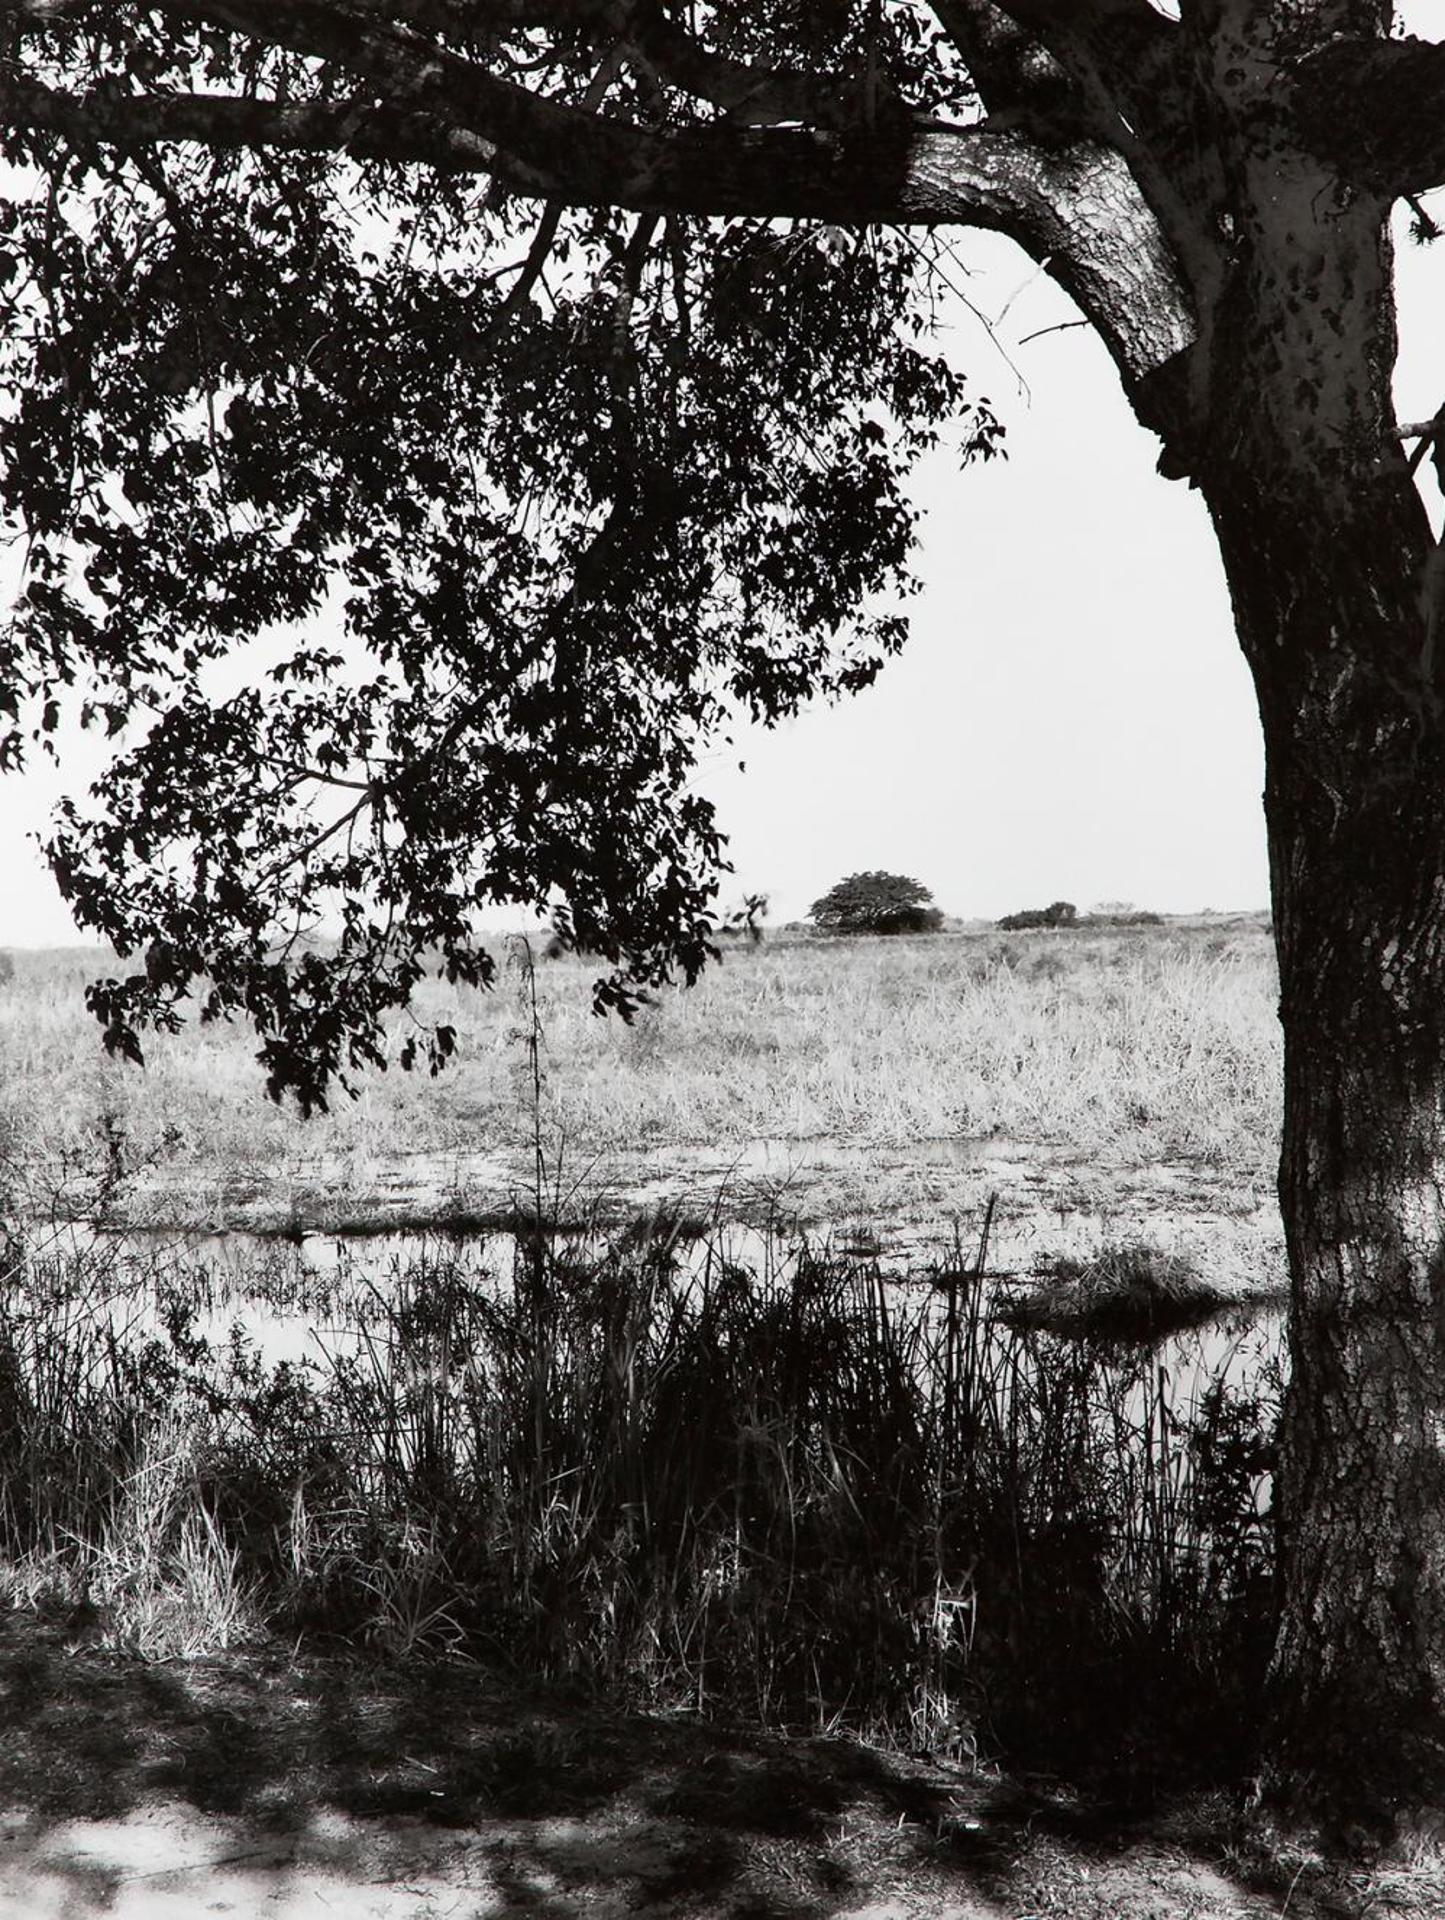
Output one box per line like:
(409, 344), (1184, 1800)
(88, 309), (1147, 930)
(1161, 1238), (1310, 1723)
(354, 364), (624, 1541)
(0, 1618), (1405, 1918)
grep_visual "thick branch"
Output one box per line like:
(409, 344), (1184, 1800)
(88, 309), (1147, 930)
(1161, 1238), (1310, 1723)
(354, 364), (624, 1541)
(2, 72), (528, 179)
(351, 0), (864, 125)
(6, 63), (1193, 383)
(929, 1), (1197, 231)
(0, 66), (985, 219)
(157, 0), (867, 127)
(621, 8), (864, 128)
(932, 132), (1195, 384)
(138, 0), (887, 196)
(343, 0), (582, 32)
(1290, 34), (1445, 196)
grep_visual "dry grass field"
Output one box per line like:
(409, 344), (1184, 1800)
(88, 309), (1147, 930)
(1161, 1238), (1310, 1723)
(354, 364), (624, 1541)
(0, 920), (1281, 1251)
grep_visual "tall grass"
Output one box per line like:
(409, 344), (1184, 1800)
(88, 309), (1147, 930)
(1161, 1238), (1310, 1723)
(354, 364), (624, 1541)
(0, 1217), (1279, 1789)
(0, 929), (1280, 1218)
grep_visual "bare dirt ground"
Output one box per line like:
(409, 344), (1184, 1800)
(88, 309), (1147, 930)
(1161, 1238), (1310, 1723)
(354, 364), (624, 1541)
(0, 1618), (1430, 1920)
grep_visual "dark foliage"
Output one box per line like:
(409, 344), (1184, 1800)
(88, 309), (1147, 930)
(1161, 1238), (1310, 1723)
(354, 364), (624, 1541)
(0, 15), (1000, 1109)
(997, 901), (1078, 932)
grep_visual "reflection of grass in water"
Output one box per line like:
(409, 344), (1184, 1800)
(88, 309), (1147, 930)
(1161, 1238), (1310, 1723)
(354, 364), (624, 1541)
(0, 1215), (1281, 1795)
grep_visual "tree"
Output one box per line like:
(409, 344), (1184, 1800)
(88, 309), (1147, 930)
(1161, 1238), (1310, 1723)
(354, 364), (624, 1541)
(809, 870), (943, 934)
(3, 0), (1445, 1828)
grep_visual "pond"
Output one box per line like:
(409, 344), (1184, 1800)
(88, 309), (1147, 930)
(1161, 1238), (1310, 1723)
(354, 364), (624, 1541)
(36, 1213), (1287, 1430)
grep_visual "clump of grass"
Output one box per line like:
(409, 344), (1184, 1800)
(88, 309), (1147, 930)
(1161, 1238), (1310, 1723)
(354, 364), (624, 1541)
(89, 1422), (259, 1658)
(0, 1240), (263, 1656)
(0, 1215), (1281, 1794)
(1002, 1243), (1247, 1341)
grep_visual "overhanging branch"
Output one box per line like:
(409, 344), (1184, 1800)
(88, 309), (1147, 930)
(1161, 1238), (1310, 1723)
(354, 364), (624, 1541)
(352, 0), (864, 126)
(135, 0), (899, 207)
(1291, 34), (1445, 197)
(2, 74), (523, 180)
(4, 3), (1197, 390)
(0, 62), (1123, 251)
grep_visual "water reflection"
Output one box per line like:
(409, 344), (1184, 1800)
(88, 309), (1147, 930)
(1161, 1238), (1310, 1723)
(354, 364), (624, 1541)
(34, 1214), (1285, 1419)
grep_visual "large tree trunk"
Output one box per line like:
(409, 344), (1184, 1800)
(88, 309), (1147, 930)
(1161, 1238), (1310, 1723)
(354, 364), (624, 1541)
(1191, 150), (1445, 1825)
(1249, 507), (1445, 1825)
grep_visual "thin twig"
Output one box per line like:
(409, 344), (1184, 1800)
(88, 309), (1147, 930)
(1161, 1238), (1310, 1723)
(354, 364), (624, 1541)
(1016, 318), (1088, 346)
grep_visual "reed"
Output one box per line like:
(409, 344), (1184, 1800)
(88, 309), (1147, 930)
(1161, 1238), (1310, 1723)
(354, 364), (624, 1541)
(0, 1214), (1279, 1788)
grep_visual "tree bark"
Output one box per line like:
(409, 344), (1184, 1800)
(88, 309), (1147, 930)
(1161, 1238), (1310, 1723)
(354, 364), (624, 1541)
(1189, 145), (1445, 1825)
(1237, 492), (1445, 1829)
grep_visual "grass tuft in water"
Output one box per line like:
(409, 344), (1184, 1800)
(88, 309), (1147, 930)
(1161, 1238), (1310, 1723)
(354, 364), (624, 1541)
(1001, 1243), (1259, 1341)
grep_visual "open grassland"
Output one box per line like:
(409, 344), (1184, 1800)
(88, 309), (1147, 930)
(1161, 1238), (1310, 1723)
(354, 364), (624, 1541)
(0, 922), (1281, 1232)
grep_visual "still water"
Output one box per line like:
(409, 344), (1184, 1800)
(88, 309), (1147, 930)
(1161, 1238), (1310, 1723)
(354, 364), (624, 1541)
(37, 1214), (1286, 1420)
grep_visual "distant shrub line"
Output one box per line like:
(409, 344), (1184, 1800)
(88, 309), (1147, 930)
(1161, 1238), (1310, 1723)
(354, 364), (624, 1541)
(998, 900), (1078, 932)
(997, 901), (1165, 931)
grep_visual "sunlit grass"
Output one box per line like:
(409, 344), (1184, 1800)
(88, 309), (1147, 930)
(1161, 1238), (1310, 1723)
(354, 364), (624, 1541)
(0, 925), (1281, 1211)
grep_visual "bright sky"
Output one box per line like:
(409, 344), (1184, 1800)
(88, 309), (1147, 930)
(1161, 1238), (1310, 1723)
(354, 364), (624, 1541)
(2, 19), (1443, 943)
(708, 191), (1445, 926)
(704, 235), (1268, 926)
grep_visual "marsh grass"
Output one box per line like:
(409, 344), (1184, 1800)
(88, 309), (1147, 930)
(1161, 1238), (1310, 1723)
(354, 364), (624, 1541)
(0, 1215), (1280, 1791)
(1001, 1244), (1261, 1340)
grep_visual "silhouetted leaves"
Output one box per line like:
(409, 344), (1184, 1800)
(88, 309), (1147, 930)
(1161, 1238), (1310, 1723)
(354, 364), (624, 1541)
(0, 11), (1000, 1105)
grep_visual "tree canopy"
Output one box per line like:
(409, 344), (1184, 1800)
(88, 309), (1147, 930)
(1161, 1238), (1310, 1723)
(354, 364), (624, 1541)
(3, 5), (1441, 1115)
(809, 869), (943, 933)
(0, 3), (1008, 1109)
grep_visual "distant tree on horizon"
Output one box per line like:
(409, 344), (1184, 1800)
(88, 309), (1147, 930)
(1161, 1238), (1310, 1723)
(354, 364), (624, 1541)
(808, 872), (943, 936)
